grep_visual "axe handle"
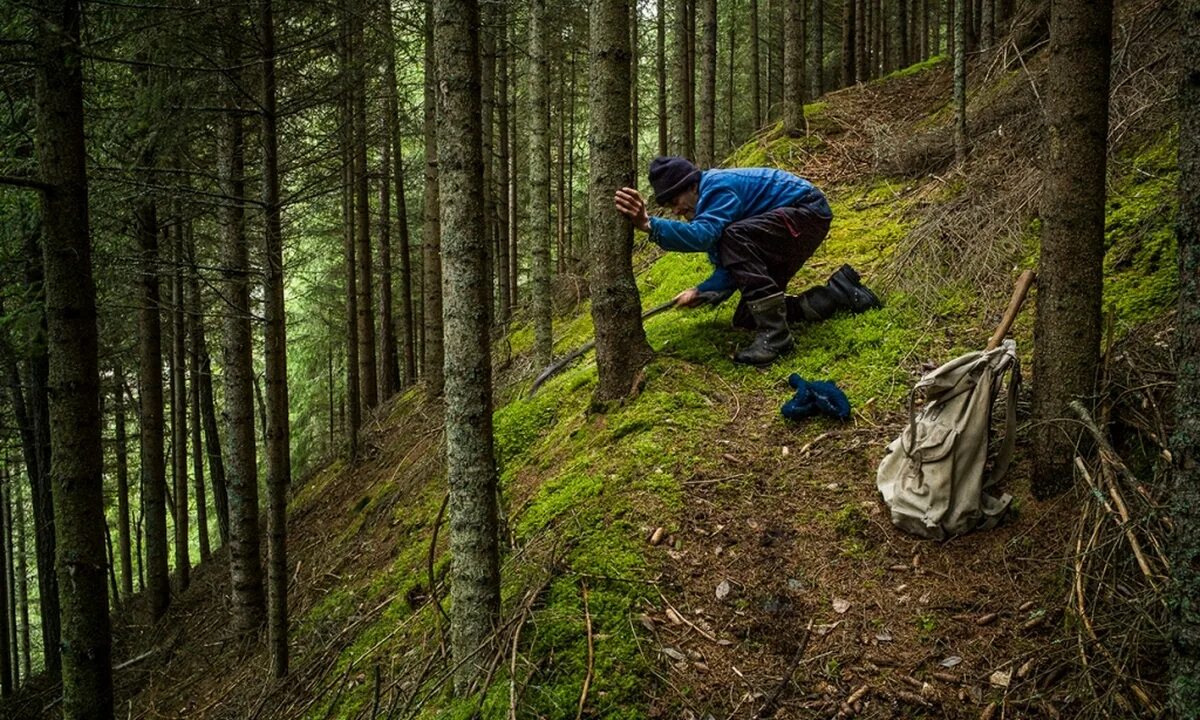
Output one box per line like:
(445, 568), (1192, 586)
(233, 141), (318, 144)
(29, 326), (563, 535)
(987, 269), (1036, 351)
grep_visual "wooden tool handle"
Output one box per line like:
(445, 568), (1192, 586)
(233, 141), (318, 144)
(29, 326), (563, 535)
(986, 269), (1036, 351)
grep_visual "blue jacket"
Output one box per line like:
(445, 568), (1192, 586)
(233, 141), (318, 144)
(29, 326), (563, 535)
(648, 167), (831, 293)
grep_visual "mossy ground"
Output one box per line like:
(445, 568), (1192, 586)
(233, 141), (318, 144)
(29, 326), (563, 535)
(110, 49), (1180, 720)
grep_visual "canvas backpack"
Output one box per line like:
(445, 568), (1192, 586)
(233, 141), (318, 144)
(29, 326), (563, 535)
(876, 339), (1020, 540)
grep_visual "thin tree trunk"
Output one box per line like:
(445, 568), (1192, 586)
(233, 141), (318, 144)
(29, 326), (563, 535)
(481, 1), (497, 325)
(1171, 3), (1200, 714)
(782, 0), (806, 136)
(530, 0), (554, 365)
(196, 322), (228, 546)
(133, 59), (169, 627)
(114, 370), (133, 597)
(632, 0), (640, 172)
(1031, 0), (1111, 498)
(220, 4), (266, 634)
(379, 136), (397, 400)
(170, 196), (190, 592)
(186, 232), (210, 563)
(896, 0), (909, 68)
(698, 0), (717, 165)
(508, 28), (520, 312)
(727, 0), (736, 148)
(497, 0), (511, 326)
(33, 0), (113, 708)
(980, 0), (993, 50)
(260, 0), (291, 677)
(14, 477), (29, 679)
(381, 0), (416, 386)
(0, 467), (10, 696)
(669, 0), (689, 153)
(433, 0), (502, 693)
(685, 0), (696, 157)
(658, 0), (670, 152)
(854, 0), (867, 82)
(810, 0), (824, 98)
(953, 0), (967, 161)
(747, 0), (762, 126)
(590, 0), (655, 403)
(767, 0), (781, 117)
(341, 14), (361, 459)
(3, 477), (15, 689)
(423, 0), (445, 398)
(556, 58), (567, 274)
(352, 5), (378, 413)
(842, 0), (856, 86)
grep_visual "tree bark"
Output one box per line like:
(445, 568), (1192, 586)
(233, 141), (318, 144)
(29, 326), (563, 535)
(3, 477), (15, 689)
(810, 0), (824, 98)
(186, 233), (210, 562)
(658, 0), (670, 153)
(379, 137), (397, 400)
(842, 0), (855, 87)
(589, 0), (655, 404)
(170, 196), (190, 592)
(433, 0), (502, 693)
(669, 0), (690, 154)
(1172, 3), (1200, 714)
(1031, 0), (1111, 498)
(423, 0), (446, 398)
(698, 0), (717, 165)
(896, 0), (909, 68)
(133, 59), (170, 627)
(481, 0), (497, 325)
(953, 0), (967, 161)
(33, 0), (114, 709)
(196, 315), (228, 545)
(220, 4), (266, 634)
(529, 0), (554, 365)
(854, 0), (867, 83)
(782, 0), (806, 136)
(632, 1), (641, 171)
(352, 5), (378, 412)
(113, 370), (133, 597)
(0, 468), (10, 696)
(260, 0), (291, 677)
(340, 11), (361, 458)
(496, 0), (512, 326)
(14, 476), (29, 679)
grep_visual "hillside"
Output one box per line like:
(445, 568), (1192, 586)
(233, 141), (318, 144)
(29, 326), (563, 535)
(19, 3), (1179, 718)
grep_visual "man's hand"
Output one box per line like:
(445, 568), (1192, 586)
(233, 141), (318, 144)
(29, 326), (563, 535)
(673, 287), (705, 308)
(614, 187), (651, 232)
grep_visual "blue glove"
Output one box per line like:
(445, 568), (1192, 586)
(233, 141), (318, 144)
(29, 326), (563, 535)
(781, 373), (851, 421)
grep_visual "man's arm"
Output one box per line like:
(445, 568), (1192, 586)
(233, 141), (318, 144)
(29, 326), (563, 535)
(647, 187), (741, 252)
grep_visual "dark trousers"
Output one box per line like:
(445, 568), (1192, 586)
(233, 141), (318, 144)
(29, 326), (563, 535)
(718, 205), (830, 327)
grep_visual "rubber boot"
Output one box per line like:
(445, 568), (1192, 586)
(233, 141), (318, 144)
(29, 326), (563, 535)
(785, 264), (882, 322)
(827, 264), (881, 313)
(734, 293), (793, 366)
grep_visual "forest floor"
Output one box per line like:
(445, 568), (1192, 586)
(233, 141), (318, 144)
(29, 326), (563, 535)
(9, 2), (1179, 719)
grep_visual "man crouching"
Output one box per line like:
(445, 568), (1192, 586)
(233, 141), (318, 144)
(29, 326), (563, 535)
(614, 156), (881, 365)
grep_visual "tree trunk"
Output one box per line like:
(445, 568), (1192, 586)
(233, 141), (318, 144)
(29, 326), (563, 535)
(481, 1), (497, 325)
(589, 0), (655, 403)
(432, 0), (502, 693)
(379, 137), (397, 401)
(508, 27), (520, 312)
(632, 1), (641, 171)
(1031, 0), (1111, 498)
(170, 197), (190, 592)
(260, 0), (291, 677)
(727, 0), (737, 149)
(423, 0), (445, 398)
(196, 319), (228, 546)
(351, 6), (378, 413)
(854, 0), (867, 83)
(381, 0), (416, 387)
(1171, 3), (1200, 713)
(497, 0), (512, 326)
(33, 0), (113, 708)
(114, 370), (133, 597)
(782, 0), (806, 136)
(529, 0), (554, 366)
(685, 0), (696, 157)
(658, 0), (670, 153)
(133, 61), (170, 627)
(842, 0), (855, 87)
(896, 0), (909, 68)
(810, 0), (824, 98)
(14, 477), (29, 679)
(980, 0), (993, 50)
(341, 13), (361, 459)
(0, 468), (10, 696)
(220, 5), (266, 634)
(186, 233), (210, 563)
(556, 60), (567, 274)
(953, 0), (967, 161)
(697, 0), (717, 165)
(3, 477), (15, 689)
(669, 0), (689, 154)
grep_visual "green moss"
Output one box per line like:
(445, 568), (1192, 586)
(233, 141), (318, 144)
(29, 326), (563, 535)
(1103, 129), (1179, 334)
(875, 55), (947, 83)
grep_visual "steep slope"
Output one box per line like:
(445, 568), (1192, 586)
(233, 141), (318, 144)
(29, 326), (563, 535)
(30, 3), (1178, 719)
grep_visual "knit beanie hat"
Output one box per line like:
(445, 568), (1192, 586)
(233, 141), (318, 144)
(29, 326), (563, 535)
(649, 156), (700, 205)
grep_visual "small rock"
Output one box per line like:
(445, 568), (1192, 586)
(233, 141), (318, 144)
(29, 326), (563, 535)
(989, 670), (1011, 688)
(939, 656), (963, 668)
(715, 580), (732, 600)
(661, 646), (686, 661)
(833, 597), (851, 614)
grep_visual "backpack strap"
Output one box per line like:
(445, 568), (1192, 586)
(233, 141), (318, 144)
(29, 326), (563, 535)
(986, 357), (1021, 488)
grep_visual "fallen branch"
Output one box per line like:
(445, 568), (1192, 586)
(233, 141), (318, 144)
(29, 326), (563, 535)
(755, 618), (814, 719)
(576, 583), (594, 720)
